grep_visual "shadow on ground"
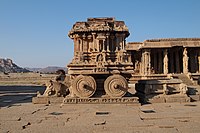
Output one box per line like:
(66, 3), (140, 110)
(0, 86), (45, 107)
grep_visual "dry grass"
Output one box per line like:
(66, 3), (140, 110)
(0, 73), (57, 86)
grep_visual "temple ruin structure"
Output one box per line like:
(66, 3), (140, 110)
(66, 17), (200, 102)
(33, 17), (200, 104)
(126, 38), (200, 76)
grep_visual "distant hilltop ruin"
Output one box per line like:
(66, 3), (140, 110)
(0, 58), (30, 73)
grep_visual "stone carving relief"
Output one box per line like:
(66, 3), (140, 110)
(37, 70), (70, 97)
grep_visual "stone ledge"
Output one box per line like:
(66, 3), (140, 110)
(146, 94), (191, 103)
(32, 96), (139, 105)
(63, 97), (139, 104)
(32, 96), (64, 104)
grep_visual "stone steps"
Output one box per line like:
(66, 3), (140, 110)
(176, 74), (194, 86)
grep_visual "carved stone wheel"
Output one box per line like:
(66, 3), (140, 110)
(104, 75), (128, 98)
(72, 75), (96, 98)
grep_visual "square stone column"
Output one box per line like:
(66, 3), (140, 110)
(163, 49), (168, 74)
(102, 39), (105, 52)
(183, 48), (188, 74)
(121, 33), (125, 51)
(105, 33), (110, 52)
(82, 35), (87, 52)
(141, 49), (151, 75)
(115, 33), (121, 52)
(92, 33), (96, 51)
(198, 50), (200, 72)
(106, 35), (110, 52)
(96, 36), (100, 52)
(79, 39), (83, 52)
(73, 38), (78, 53)
(141, 51), (145, 75)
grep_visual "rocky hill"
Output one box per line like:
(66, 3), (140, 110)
(0, 58), (30, 73)
(25, 66), (68, 74)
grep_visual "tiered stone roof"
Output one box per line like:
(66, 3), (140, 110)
(68, 17), (129, 37)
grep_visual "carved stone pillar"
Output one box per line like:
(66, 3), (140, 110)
(198, 50), (200, 73)
(102, 39), (105, 52)
(96, 39), (99, 52)
(106, 33), (110, 52)
(79, 38), (83, 52)
(141, 51), (144, 75)
(142, 49), (151, 75)
(74, 38), (78, 53)
(121, 34), (125, 51)
(141, 52), (144, 75)
(183, 48), (189, 74)
(92, 33), (96, 51)
(87, 35), (92, 52)
(163, 49), (168, 74)
(82, 34), (86, 52)
(147, 49), (151, 75)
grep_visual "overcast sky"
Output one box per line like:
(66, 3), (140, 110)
(0, 0), (200, 68)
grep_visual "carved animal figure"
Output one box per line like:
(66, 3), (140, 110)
(43, 80), (69, 97)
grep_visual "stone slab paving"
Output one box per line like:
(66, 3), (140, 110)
(0, 102), (200, 133)
(1, 86), (200, 133)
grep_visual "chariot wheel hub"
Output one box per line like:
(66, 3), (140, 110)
(72, 75), (96, 98)
(113, 84), (119, 89)
(104, 75), (128, 98)
(80, 81), (87, 90)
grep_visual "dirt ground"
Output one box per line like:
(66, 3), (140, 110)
(0, 86), (200, 133)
